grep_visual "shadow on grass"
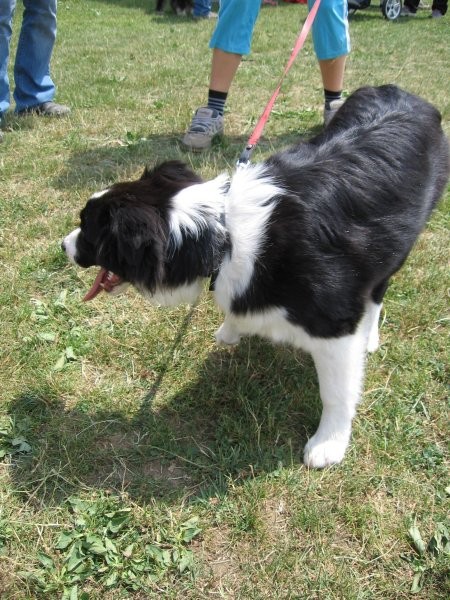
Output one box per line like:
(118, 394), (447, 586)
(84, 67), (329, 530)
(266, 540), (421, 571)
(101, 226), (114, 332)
(88, 0), (157, 14)
(6, 330), (320, 508)
(52, 127), (322, 193)
(12, 121), (324, 508)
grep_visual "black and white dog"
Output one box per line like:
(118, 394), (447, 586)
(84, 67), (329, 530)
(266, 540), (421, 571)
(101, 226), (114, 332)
(62, 85), (449, 468)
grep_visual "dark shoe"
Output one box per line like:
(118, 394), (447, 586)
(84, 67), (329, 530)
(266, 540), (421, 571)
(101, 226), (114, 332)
(18, 101), (71, 117)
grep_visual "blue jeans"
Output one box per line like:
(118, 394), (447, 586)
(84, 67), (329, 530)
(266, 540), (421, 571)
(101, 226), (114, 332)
(193, 0), (212, 17)
(0, 0), (57, 118)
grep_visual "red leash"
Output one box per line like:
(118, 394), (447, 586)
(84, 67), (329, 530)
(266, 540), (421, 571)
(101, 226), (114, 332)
(238, 0), (322, 166)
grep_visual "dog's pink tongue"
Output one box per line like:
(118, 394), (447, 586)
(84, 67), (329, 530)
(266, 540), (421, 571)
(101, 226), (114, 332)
(83, 268), (108, 302)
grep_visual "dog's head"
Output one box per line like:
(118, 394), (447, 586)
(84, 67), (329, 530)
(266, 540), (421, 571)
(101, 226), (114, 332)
(62, 160), (207, 303)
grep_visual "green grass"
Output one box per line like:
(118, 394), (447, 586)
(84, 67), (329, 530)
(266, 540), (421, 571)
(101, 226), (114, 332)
(0, 1), (449, 598)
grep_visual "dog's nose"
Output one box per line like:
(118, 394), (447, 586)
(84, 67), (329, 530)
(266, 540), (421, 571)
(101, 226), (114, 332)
(61, 240), (66, 252)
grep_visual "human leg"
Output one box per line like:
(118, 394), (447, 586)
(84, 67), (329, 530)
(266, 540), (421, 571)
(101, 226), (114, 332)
(209, 48), (242, 93)
(401, 0), (420, 14)
(209, 0), (261, 55)
(203, 48), (243, 118)
(431, 0), (447, 15)
(308, 0), (350, 124)
(183, 0), (260, 150)
(319, 55), (347, 93)
(320, 54), (347, 124)
(13, 0), (58, 112)
(309, 0), (350, 61)
(0, 0), (15, 120)
(181, 49), (241, 150)
(193, 0), (214, 18)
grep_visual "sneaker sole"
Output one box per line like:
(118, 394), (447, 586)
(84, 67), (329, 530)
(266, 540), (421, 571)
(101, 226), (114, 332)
(181, 132), (223, 152)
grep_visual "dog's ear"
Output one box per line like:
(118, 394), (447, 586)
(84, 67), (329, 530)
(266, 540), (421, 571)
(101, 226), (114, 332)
(98, 201), (168, 293)
(141, 160), (202, 188)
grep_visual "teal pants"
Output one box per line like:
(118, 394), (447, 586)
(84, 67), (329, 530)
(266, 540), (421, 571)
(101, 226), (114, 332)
(209, 0), (350, 60)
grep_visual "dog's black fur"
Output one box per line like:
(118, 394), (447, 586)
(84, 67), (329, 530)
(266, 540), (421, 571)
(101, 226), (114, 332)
(156, 0), (192, 15)
(69, 85), (449, 337)
(63, 85), (449, 467)
(232, 84), (450, 337)
(73, 161), (216, 292)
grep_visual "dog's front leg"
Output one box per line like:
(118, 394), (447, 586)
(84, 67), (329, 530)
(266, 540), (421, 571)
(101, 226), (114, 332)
(304, 331), (367, 468)
(215, 316), (241, 346)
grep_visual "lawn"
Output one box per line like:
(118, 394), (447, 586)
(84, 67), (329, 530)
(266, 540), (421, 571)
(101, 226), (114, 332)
(0, 1), (449, 598)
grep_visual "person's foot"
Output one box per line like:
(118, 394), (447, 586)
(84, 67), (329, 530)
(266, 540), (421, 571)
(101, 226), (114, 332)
(431, 8), (444, 17)
(400, 5), (416, 15)
(17, 101), (71, 117)
(193, 11), (218, 19)
(323, 98), (345, 126)
(182, 107), (224, 151)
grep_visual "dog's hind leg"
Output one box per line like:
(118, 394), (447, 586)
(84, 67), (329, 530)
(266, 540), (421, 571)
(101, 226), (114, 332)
(366, 278), (389, 353)
(366, 302), (383, 353)
(304, 327), (368, 468)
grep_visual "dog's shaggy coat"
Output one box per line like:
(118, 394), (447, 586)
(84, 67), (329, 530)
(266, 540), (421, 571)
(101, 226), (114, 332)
(63, 85), (449, 468)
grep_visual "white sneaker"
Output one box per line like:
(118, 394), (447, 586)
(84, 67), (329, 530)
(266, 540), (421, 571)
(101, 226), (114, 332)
(193, 11), (218, 19)
(182, 107), (224, 151)
(323, 98), (345, 126)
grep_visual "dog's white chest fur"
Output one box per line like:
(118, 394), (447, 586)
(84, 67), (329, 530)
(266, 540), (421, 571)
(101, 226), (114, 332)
(213, 165), (283, 308)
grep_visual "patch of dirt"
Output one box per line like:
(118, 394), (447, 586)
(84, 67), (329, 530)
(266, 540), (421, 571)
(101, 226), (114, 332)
(83, 433), (193, 494)
(0, 561), (18, 599)
(259, 496), (291, 543)
(194, 524), (247, 597)
(98, 432), (136, 451)
(141, 459), (192, 489)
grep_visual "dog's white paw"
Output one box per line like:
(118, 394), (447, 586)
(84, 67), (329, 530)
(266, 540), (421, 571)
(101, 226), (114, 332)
(215, 322), (241, 346)
(303, 435), (348, 469)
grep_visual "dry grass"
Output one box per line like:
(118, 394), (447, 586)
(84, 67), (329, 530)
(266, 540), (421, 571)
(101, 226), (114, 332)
(0, 1), (449, 598)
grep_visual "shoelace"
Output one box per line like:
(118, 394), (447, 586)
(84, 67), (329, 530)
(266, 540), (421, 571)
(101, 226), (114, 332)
(189, 112), (221, 134)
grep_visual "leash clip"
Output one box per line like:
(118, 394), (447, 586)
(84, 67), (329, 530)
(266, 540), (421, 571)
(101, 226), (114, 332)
(236, 144), (254, 169)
